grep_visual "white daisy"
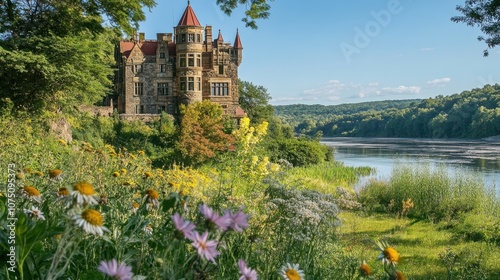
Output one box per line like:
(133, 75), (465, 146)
(72, 208), (109, 236)
(21, 186), (42, 204)
(280, 263), (305, 280)
(24, 206), (46, 221)
(71, 181), (98, 205)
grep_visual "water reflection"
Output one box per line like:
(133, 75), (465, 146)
(321, 137), (500, 190)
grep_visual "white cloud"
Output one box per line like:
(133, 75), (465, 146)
(426, 77), (451, 87)
(381, 86), (421, 94)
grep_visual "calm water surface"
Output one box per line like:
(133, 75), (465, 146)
(321, 137), (500, 190)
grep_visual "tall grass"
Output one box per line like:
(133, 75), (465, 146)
(359, 163), (497, 222)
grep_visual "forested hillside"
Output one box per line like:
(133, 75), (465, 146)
(276, 84), (500, 139)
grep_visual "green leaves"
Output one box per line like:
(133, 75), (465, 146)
(216, 0), (273, 29)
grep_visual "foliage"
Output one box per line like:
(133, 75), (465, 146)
(452, 0), (500, 56)
(216, 0), (274, 29)
(177, 101), (234, 166)
(264, 137), (333, 167)
(359, 163), (494, 222)
(287, 84), (500, 139)
(238, 79), (274, 124)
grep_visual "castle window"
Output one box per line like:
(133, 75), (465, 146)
(211, 83), (229, 96)
(181, 34), (186, 42)
(180, 77), (186, 90)
(160, 52), (165, 58)
(158, 83), (168, 95)
(196, 34), (201, 42)
(134, 82), (144, 96)
(196, 54), (201, 67)
(160, 64), (166, 73)
(158, 106), (166, 114)
(188, 77), (194, 91)
(218, 65), (224, 75)
(179, 54), (186, 67)
(188, 34), (194, 42)
(188, 54), (195, 67)
(136, 105), (144, 114)
(197, 77), (201, 91)
(133, 64), (143, 73)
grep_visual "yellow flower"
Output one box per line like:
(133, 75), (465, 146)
(144, 189), (159, 209)
(376, 240), (399, 265)
(144, 171), (153, 179)
(280, 263), (304, 280)
(359, 260), (372, 276)
(58, 139), (67, 145)
(71, 181), (98, 205)
(72, 209), (108, 236)
(33, 171), (44, 177)
(22, 186), (42, 203)
(16, 173), (24, 179)
(145, 189), (159, 200)
(137, 150), (145, 156)
(112, 172), (120, 177)
(57, 187), (70, 197)
(121, 168), (127, 175)
(49, 169), (63, 179)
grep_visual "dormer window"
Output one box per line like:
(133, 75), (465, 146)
(133, 64), (143, 73)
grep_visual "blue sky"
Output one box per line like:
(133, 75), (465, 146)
(139, 0), (500, 105)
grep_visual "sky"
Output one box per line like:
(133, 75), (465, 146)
(138, 0), (500, 105)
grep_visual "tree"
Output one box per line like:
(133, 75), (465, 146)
(216, 0), (274, 29)
(0, 0), (156, 114)
(238, 79), (274, 124)
(452, 0), (500, 56)
(177, 101), (233, 165)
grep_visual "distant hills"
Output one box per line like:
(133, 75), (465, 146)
(274, 84), (500, 139)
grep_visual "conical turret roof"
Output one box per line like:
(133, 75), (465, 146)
(233, 29), (243, 49)
(177, 1), (201, 26)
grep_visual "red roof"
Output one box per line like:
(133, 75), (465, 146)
(119, 41), (157, 57)
(217, 30), (224, 42)
(235, 106), (246, 117)
(233, 30), (243, 49)
(177, 2), (201, 26)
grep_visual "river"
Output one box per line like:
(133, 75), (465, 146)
(321, 137), (500, 191)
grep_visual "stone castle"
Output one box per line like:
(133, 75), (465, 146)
(112, 1), (245, 120)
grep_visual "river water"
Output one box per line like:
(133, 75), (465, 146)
(321, 137), (500, 191)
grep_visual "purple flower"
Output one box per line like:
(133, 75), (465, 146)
(171, 212), (196, 239)
(97, 259), (133, 280)
(238, 259), (258, 280)
(191, 231), (220, 264)
(199, 204), (231, 230)
(225, 210), (249, 232)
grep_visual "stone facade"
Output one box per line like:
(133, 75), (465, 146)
(112, 3), (245, 120)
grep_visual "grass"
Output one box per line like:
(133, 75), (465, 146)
(338, 211), (500, 279)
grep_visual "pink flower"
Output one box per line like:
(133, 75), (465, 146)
(191, 231), (220, 264)
(199, 204), (231, 230)
(238, 259), (258, 280)
(171, 212), (196, 239)
(97, 259), (133, 280)
(225, 210), (249, 232)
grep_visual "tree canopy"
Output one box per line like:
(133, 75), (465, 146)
(452, 0), (500, 56)
(216, 0), (274, 29)
(238, 79), (274, 124)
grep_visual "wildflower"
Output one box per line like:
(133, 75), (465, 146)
(131, 202), (140, 213)
(171, 212), (196, 239)
(112, 171), (121, 177)
(137, 150), (145, 156)
(199, 204), (231, 231)
(98, 259), (133, 280)
(71, 181), (98, 205)
(190, 231), (220, 264)
(376, 240), (399, 265)
(72, 208), (109, 236)
(120, 168), (127, 175)
(389, 270), (406, 280)
(49, 169), (63, 180)
(144, 189), (159, 209)
(224, 210), (249, 232)
(280, 263), (305, 280)
(33, 171), (44, 176)
(143, 171), (153, 179)
(57, 187), (70, 197)
(16, 172), (24, 179)
(24, 206), (46, 221)
(238, 259), (258, 280)
(58, 139), (67, 145)
(22, 186), (42, 203)
(359, 260), (372, 276)
(143, 224), (153, 235)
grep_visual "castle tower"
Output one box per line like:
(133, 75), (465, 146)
(175, 1), (204, 105)
(233, 29), (243, 66)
